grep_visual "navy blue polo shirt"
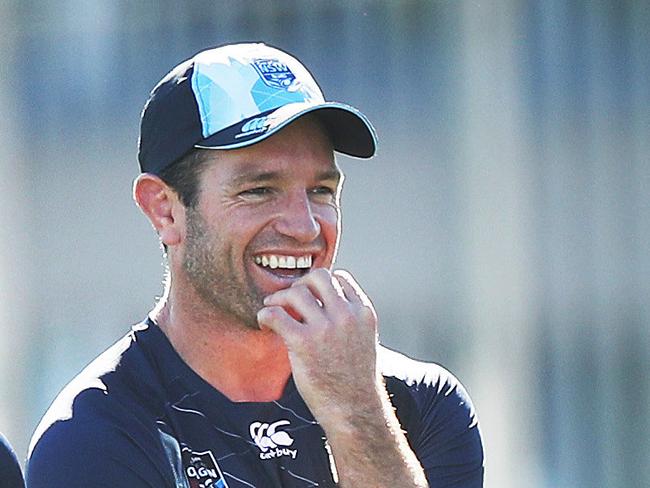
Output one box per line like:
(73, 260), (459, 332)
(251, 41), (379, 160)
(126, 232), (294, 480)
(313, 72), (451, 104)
(27, 319), (483, 487)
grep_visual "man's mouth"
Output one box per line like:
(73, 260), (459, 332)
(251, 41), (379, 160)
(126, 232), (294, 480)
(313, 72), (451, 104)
(253, 254), (313, 278)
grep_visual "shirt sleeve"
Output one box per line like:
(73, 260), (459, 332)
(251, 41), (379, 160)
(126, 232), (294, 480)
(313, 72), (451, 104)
(384, 354), (484, 487)
(26, 391), (174, 488)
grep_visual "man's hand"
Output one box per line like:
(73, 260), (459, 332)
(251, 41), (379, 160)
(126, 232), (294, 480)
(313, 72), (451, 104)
(257, 269), (428, 487)
(257, 268), (379, 428)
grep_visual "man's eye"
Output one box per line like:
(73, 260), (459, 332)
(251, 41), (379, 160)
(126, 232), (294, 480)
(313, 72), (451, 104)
(311, 186), (335, 196)
(240, 187), (272, 197)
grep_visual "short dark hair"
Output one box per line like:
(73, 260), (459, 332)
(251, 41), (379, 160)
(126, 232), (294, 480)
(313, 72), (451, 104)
(158, 149), (212, 208)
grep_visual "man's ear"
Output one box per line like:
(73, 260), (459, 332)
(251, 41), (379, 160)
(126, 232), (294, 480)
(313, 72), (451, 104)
(133, 174), (185, 247)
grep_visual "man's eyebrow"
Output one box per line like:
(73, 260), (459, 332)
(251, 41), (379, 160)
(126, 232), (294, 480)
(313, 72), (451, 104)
(317, 168), (343, 183)
(229, 168), (342, 186)
(228, 171), (283, 187)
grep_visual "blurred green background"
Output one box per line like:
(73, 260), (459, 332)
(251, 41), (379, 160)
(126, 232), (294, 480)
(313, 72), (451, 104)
(0, 1), (648, 487)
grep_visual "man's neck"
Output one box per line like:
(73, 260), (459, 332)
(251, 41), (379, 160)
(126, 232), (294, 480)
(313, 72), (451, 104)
(152, 285), (292, 403)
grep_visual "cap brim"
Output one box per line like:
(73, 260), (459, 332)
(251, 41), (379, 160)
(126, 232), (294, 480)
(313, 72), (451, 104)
(194, 102), (377, 159)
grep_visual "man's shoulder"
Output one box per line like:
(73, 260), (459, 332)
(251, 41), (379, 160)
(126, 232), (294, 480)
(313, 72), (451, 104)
(26, 323), (172, 487)
(26, 396), (170, 488)
(378, 345), (465, 396)
(31, 323), (169, 446)
(32, 326), (156, 440)
(378, 345), (479, 434)
(379, 345), (484, 484)
(378, 344), (478, 419)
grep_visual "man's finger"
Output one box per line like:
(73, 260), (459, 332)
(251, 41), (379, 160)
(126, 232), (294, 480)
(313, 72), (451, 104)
(333, 270), (368, 305)
(257, 305), (302, 342)
(334, 270), (378, 325)
(293, 268), (345, 306)
(264, 285), (326, 323)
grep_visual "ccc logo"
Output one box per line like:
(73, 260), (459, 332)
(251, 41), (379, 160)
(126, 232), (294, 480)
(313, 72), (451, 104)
(241, 116), (270, 134)
(249, 419), (294, 452)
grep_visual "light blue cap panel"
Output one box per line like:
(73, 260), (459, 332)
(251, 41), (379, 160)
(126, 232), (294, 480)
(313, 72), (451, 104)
(190, 43), (325, 139)
(250, 78), (311, 113)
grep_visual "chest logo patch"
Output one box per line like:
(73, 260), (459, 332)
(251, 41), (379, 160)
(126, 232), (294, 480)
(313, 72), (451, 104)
(184, 450), (229, 488)
(249, 419), (298, 460)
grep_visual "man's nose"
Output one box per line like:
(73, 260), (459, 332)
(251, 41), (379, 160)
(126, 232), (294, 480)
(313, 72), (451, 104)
(273, 192), (321, 243)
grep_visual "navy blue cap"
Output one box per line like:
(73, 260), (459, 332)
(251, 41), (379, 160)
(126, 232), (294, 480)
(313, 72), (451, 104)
(138, 43), (377, 175)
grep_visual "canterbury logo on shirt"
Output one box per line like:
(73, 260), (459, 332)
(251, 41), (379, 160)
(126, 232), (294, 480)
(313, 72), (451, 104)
(249, 419), (297, 460)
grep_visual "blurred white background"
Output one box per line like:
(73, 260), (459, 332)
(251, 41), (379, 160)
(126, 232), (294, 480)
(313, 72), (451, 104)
(0, 1), (648, 487)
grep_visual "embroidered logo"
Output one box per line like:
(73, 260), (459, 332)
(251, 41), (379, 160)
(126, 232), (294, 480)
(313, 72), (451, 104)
(184, 450), (229, 488)
(249, 419), (297, 460)
(252, 59), (296, 89)
(235, 115), (271, 139)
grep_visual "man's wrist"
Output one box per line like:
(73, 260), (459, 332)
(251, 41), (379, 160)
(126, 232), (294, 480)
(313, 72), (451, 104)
(319, 381), (429, 487)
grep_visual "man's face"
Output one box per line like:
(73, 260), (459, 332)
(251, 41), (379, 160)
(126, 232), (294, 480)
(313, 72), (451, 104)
(180, 117), (342, 329)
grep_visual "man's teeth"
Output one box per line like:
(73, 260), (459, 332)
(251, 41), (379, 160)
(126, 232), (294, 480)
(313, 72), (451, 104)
(254, 255), (312, 269)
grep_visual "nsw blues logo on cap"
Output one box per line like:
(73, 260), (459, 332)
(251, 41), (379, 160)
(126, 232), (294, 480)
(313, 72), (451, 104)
(252, 59), (296, 89)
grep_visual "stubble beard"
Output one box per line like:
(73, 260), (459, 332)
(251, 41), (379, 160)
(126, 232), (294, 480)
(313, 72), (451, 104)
(182, 207), (263, 330)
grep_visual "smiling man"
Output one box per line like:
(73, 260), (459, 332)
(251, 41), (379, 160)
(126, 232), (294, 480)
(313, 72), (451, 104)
(27, 43), (484, 487)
